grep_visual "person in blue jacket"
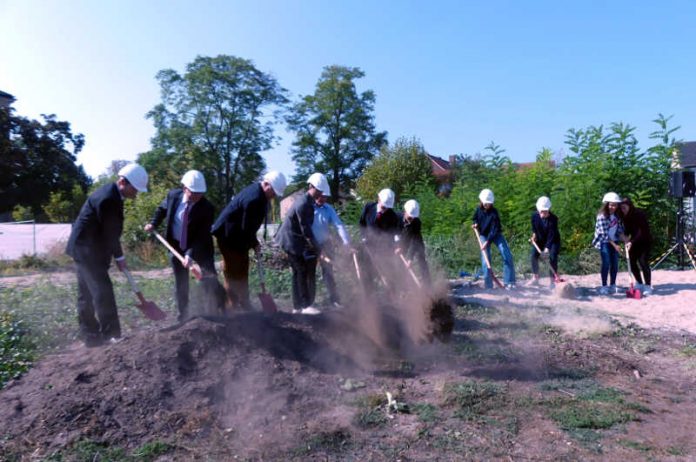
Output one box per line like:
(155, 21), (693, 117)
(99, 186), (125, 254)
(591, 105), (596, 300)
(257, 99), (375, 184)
(472, 188), (516, 289)
(528, 196), (561, 287)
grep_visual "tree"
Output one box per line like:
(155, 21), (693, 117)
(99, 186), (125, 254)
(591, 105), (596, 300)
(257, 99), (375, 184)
(355, 137), (434, 203)
(287, 65), (387, 198)
(43, 184), (87, 223)
(0, 107), (91, 221)
(144, 55), (288, 205)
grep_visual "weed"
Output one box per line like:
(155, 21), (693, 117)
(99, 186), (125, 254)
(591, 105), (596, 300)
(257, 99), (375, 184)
(0, 311), (35, 388)
(130, 440), (173, 460)
(667, 446), (687, 456)
(617, 439), (652, 452)
(442, 380), (504, 419)
(678, 344), (696, 357)
(295, 429), (352, 455)
(551, 403), (633, 430)
(69, 440), (128, 461)
(412, 403), (439, 423)
(352, 393), (388, 428)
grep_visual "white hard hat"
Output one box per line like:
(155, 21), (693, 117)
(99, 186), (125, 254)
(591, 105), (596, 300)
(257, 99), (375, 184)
(181, 170), (207, 193)
(307, 172), (330, 196)
(478, 188), (494, 204)
(602, 192), (621, 203)
(262, 170), (287, 197)
(536, 196), (552, 212)
(404, 199), (420, 218)
(378, 188), (395, 208)
(118, 163), (148, 192)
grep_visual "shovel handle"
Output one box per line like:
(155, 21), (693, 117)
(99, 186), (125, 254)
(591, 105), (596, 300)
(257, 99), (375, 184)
(624, 245), (636, 284)
(352, 253), (361, 281)
(399, 253), (422, 288)
(473, 227), (493, 269)
(123, 267), (141, 294)
(152, 231), (203, 280)
(256, 251), (267, 294)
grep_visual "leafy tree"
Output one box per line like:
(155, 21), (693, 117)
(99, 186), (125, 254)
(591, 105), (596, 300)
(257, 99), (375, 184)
(43, 184), (87, 223)
(0, 108), (91, 221)
(287, 65), (387, 198)
(144, 55), (288, 205)
(355, 137), (434, 203)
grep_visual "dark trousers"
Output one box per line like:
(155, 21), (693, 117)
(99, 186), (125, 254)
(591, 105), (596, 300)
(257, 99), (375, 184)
(287, 252), (317, 309)
(316, 244), (340, 304)
(530, 243), (559, 280)
(75, 259), (121, 342)
(170, 241), (225, 321)
(629, 243), (651, 285)
(217, 239), (252, 310)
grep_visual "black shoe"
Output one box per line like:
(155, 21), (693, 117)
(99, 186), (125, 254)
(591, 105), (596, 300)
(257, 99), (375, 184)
(84, 333), (104, 348)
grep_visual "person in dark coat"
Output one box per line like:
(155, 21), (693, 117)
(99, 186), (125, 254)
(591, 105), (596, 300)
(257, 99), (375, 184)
(357, 188), (400, 292)
(66, 163), (148, 347)
(399, 199), (431, 286)
(472, 188), (516, 289)
(276, 173), (325, 314)
(144, 170), (224, 321)
(528, 196), (561, 287)
(620, 196), (654, 294)
(211, 171), (287, 311)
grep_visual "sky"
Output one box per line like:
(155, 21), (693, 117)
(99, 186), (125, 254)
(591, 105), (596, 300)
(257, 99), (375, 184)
(1, 0), (695, 181)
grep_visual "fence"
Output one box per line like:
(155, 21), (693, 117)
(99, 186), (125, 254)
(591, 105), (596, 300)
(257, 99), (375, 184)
(0, 221), (72, 260)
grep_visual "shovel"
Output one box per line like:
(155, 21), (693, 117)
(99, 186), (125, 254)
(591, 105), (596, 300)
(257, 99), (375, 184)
(151, 231), (203, 280)
(398, 253), (422, 288)
(624, 245), (642, 300)
(530, 239), (565, 283)
(122, 268), (168, 320)
(255, 250), (278, 314)
(473, 227), (504, 289)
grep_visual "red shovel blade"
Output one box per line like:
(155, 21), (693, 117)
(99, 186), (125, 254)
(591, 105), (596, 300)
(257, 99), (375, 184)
(626, 284), (642, 300)
(135, 292), (168, 320)
(258, 292), (278, 314)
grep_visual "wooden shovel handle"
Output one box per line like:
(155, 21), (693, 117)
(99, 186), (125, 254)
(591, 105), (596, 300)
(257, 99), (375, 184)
(473, 227), (493, 269)
(398, 253), (422, 288)
(152, 231), (202, 280)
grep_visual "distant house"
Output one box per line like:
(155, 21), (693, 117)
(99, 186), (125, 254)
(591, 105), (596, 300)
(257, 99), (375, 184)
(0, 90), (15, 109)
(427, 154), (455, 183)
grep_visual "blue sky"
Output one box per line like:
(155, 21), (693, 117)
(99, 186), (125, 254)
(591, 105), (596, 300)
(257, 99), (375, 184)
(1, 0), (695, 180)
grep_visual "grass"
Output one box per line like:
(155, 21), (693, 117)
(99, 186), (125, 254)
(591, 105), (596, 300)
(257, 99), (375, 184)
(294, 429), (353, 456)
(352, 393), (388, 428)
(442, 380), (504, 419)
(412, 403), (439, 423)
(0, 312), (35, 389)
(44, 439), (172, 461)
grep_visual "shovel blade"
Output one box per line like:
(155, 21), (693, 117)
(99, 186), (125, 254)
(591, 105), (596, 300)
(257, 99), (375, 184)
(626, 285), (642, 300)
(135, 298), (168, 321)
(258, 292), (278, 314)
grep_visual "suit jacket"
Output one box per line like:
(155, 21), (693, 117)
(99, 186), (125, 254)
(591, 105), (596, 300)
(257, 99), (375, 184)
(150, 188), (216, 268)
(359, 201), (400, 246)
(531, 212), (560, 249)
(400, 216), (426, 260)
(211, 182), (268, 251)
(66, 183), (124, 265)
(276, 192), (318, 256)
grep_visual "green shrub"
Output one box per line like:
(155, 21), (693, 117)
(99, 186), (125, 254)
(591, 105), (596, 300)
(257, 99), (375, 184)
(0, 312), (35, 388)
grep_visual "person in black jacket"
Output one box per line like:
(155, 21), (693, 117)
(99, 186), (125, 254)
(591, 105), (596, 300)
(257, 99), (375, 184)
(211, 171), (287, 311)
(472, 188), (516, 289)
(399, 199), (431, 285)
(357, 188), (400, 292)
(144, 170), (224, 321)
(528, 196), (561, 287)
(276, 173), (325, 314)
(66, 163), (148, 347)
(620, 197), (653, 294)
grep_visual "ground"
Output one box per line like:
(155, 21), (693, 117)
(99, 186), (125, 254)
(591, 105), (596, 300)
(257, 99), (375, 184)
(1, 268), (695, 461)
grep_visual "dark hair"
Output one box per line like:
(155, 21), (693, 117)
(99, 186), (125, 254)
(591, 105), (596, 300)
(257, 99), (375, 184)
(598, 202), (612, 217)
(620, 196), (635, 216)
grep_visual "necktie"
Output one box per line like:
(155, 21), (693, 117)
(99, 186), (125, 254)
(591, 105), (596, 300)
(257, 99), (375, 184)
(376, 210), (383, 224)
(180, 202), (191, 249)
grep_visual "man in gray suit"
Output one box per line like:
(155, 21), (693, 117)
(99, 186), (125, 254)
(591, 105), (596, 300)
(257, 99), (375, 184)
(276, 173), (326, 314)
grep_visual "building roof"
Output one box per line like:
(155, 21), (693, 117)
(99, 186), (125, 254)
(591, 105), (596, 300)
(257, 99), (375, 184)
(427, 154), (451, 173)
(677, 141), (696, 168)
(0, 90), (15, 100)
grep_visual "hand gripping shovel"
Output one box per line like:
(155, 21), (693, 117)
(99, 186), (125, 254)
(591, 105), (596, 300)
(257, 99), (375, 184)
(122, 268), (167, 320)
(255, 250), (278, 314)
(530, 239), (565, 283)
(473, 227), (504, 289)
(624, 246), (642, 300)
(151, 231), (203, 280)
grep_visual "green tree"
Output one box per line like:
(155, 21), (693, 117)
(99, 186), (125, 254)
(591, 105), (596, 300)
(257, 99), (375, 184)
(355, 137), (434, 203)
(287, 65), (387, 198)
(0, 108), (91, 221)
(144, 55), (288, 205)
(43, 184), (87, 223)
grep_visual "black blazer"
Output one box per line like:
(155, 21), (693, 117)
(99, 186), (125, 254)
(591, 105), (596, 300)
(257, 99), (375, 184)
(531, 212), (560, 249)
(66, 183), (124, 265)
(149, 188), (215, 267)
(276, 192), (318, 256)
(400, 216), (426, 259)
(359, 202), (400, 245)
(211, 182), (268, 251)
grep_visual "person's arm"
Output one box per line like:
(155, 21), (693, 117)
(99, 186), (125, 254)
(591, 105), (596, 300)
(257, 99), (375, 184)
(241, 196), (264, 250)
(487, 210), (500, 241)
(545, 215), (559, 250)
(298, 198), (319, 250)
(100, 197), (125, 263)
(330, 207), (351, 245)
(359, 204), (370, 241)
(144, 194), (168, 232)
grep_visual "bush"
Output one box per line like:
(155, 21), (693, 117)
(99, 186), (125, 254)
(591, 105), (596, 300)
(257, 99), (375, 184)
(0, 312), (35, 388)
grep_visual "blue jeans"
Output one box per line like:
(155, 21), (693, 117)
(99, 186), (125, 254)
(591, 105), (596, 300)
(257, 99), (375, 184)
(599, 242), (619, 286)
(479, 234), (516, 288)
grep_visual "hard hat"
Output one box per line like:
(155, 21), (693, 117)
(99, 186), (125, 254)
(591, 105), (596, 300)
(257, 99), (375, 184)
(536, 196), (552, 212)
(307, 172), (330, 196)
(181, 170), (207, 193)
(478, 188), (494, 204)
(378, 188), (395, 208)
(262, 170), (287, 197)
(602, 192), (621, 203)
(404, 199), (420, 218)
(118, 163), (148, 192)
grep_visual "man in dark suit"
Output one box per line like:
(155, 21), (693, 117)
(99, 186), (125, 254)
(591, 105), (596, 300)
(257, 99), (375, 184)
(276, 173), (325, 314)
(211, 171), (287, 311)
(66, 163), (148, 347)
(145, 170), (224, 321)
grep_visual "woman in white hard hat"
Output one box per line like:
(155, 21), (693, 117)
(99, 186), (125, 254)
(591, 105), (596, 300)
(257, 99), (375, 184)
(528, 196), (561, 287)
(591, 192), (624, 295)
(399, 199), (431, 285)
(472, 188), (516, 289)
(145, 170), (225, 320)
